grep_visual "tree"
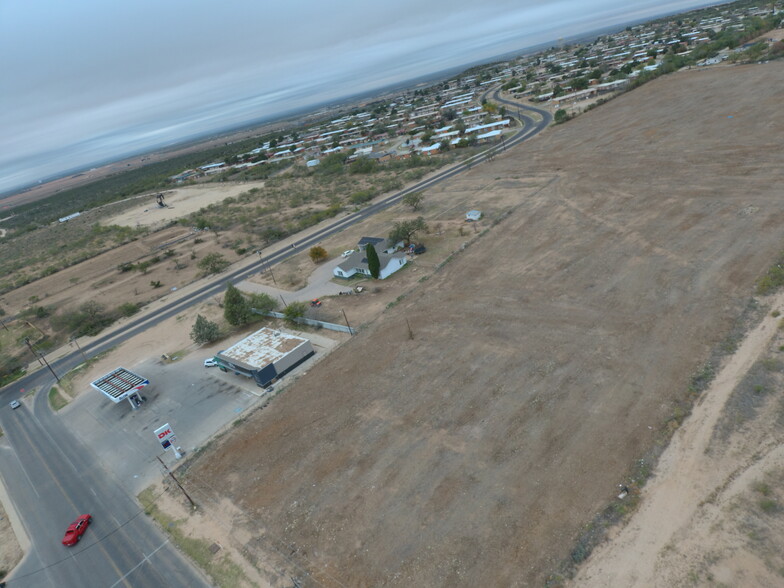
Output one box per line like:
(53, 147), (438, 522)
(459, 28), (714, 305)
(402, 192), (424, 211)
(283, 301), (306, 324)
(224, 283), (251, 326)
(248, 292), (277, 314)
(389, 217), (428, 245)
(191, 314), (220, 345)
(366, 243), (380, 279)
(572, 77), (589, 91)
(554, 109), (569, 124)
(309, 246), (328, 264)
(198, 252), (230, 275)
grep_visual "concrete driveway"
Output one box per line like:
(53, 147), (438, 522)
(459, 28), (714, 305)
(237, 255), (349, 302)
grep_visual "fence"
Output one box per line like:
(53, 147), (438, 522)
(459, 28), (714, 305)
(251, 309), (356, 335)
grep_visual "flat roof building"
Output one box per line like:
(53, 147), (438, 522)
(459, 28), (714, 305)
(214, 328), (314, 388)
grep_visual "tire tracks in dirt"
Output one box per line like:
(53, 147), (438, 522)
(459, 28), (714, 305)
(571, 289), (784, 586)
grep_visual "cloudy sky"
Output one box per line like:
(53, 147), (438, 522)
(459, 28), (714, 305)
(0, 0), (711, 195)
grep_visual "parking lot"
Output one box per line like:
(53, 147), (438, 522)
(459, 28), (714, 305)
(60, 329), (341, 494)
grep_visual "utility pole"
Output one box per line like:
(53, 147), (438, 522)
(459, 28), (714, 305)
(23, 337), (44, 367)
(156, 455), (196, 509)
(24, 337), (60, 382)
(342, 309), (354, 335)
(70, 336), (88, 364)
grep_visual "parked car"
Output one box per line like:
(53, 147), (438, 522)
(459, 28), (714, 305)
(62, 514), (92, 546)
(204, 358), (217, 368)
(341, 249), (354, 257)
(9, 400), (20, 409)
(413, 244), (426, 255)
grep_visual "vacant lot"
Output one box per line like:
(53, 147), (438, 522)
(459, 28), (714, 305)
(178, 61), (784, 586)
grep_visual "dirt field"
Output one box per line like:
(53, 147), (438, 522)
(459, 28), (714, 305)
(101, 183), (265, 230)
(572, 287), (784, 586)
(173, 61), (784, 586)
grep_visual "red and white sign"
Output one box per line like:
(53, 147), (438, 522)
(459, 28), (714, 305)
(154, 423), (175, 450)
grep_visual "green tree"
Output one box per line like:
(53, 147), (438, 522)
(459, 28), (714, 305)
(571, 77), (589, 91)
(554, 109), (569, 124)
(366, 243), (380, 279)
(248, 292), (277, 314)
(402, 192), (424, 211)
(224, 283), (251, 326)
(389, 217), (428, 245)
(283, 301), (306, 324)
(191, 314), (220, 344)
(309, 246), (328, 264)
(198, 252), (230, 275)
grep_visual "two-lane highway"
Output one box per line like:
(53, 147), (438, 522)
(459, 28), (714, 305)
(0, 88), (551, 586)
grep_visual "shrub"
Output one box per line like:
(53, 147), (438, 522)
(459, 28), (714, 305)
(309, 246), (328, 264)
(191, 314), (220, 344)
(283, 301), (306, 324)
(117, 302), (141, 317)
(248, 292), (277, 314)
(198, 252), (230, 275)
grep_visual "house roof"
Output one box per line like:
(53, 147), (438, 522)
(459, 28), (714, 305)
(358, 236), (385, 248)
(336, 250), (406, 273)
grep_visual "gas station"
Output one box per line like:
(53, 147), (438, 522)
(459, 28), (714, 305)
(90, 367), (149, 409)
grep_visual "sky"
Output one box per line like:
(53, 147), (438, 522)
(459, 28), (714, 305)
(0, 0), (713, 196)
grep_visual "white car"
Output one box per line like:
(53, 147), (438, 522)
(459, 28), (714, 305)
(204, 358), (218, 368)
(341, 249), (354, 257)
(9, 400), (21, 409)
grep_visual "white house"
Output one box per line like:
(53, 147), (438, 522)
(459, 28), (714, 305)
(333, 250), (407, 280)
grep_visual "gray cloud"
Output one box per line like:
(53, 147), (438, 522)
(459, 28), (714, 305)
(0, 0), (709, 195)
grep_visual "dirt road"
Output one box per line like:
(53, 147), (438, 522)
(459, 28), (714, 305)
(572, 288), (784, 586)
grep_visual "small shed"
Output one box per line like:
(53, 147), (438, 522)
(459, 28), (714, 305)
(214, 327), (314, 388)
(466, 210), (483, 222)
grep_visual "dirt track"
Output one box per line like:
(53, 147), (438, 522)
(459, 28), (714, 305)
(185, 62), (784, 586)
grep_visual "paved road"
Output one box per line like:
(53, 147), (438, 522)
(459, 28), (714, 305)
(0, 89), (551, 587)
(0, 396), (211, 587)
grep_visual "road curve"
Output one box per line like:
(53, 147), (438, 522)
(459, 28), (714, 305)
(0, 87), (552, 587)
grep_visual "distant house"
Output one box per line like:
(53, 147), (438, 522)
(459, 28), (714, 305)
(333, 250), (407, 280)
(169, 169), (202, 183)
(466, 210), (482, 222)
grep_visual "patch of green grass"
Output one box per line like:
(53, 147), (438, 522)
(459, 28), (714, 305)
(138, 486), (249, 587)
(48, 387), (68, 411)
(759, 498), (780, 514)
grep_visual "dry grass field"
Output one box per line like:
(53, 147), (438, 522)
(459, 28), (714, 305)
(179, 61), (784, 586)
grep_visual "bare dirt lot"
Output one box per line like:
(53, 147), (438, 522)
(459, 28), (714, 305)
(572, 287), (784, 587)
(176, 62), (784, 586)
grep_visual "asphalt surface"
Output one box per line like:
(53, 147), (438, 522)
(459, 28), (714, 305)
(0, 397), (210, 588)
(0, 90), (551, 587)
